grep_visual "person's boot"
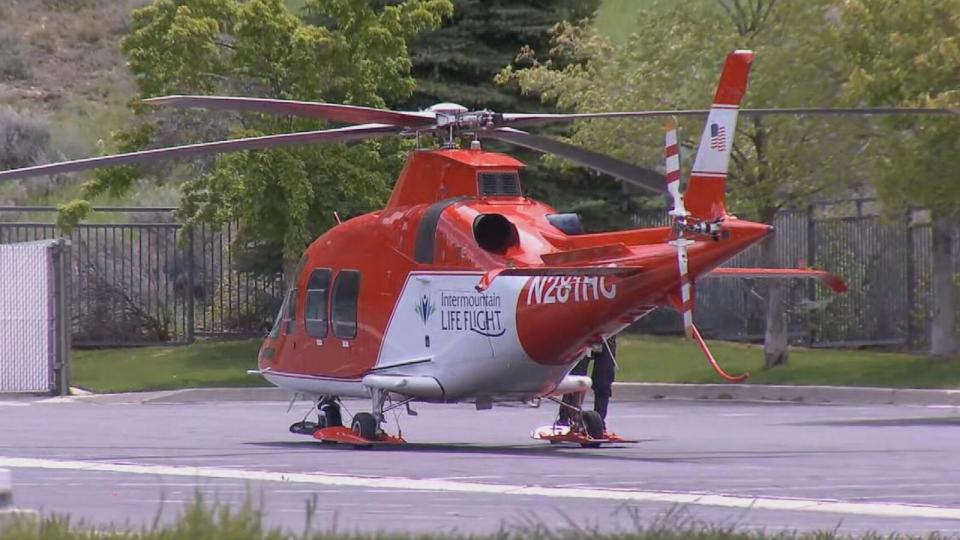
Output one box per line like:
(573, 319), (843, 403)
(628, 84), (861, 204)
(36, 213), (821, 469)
(593, 395), (609, 431)
(557, 392), (580, 425)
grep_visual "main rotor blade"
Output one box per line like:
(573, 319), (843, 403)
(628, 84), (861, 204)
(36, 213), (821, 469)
(499, 107), (959, 127)
(145, 95), (438, 127)
(482, 128), (667, 195)
(0, 124), (401, 182)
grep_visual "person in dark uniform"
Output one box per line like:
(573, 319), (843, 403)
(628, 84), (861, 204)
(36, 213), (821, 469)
(544, 213), (618, 432)
(558, 335), (617, 430)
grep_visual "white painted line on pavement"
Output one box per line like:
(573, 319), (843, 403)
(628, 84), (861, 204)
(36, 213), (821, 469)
(1, 456), (959, 521)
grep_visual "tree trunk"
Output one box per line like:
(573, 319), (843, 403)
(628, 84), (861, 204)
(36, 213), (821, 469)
(930, 215), (957, 359)
(761, 232), (789, 367)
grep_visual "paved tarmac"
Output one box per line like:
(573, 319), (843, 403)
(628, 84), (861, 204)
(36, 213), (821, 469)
(0, 396), (959, 536)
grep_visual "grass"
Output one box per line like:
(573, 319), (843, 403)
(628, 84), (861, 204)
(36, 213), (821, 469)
(72, 339), (266, 393)
(72, 336), (960, 394)
(0, 495), (950, 539)
(616, 335), (960, 388)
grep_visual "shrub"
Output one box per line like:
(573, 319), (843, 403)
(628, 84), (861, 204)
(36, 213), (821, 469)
(75, 18), (102, 45)
(30, 25), (58, 54)
(41, 0), (94, 9)
(0, 26), (28, 81)
(0, 107), (52, 170)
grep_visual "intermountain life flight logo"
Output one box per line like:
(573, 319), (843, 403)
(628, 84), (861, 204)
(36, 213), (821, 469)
(414, 294), (436, 325)
(413, 290), (505, 337)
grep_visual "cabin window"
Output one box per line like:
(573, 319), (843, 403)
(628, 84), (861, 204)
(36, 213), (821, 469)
(305, 268), (331, 338)
(331, 270), (360, 339)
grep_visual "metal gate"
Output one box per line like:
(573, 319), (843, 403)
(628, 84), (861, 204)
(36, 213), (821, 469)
(0, 239), (71, 394)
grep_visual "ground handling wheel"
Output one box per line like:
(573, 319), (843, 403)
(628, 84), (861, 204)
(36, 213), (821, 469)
(580, 410), (605, 448)
(351, 412), (379, 442)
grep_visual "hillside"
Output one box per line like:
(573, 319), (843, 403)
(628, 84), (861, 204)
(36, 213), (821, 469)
(0, 0), (140, 148)
(0, 0), (149, 207)
(0, 0), (613, 209)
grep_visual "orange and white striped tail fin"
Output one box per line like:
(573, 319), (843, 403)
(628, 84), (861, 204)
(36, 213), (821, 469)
(685, 50), (755, 221)
(663, 117), (687, 217)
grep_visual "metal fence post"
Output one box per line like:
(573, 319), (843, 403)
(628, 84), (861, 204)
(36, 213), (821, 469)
(186, 226), (195, 344)
(806, 204), (817, 345)
(905, 211), (916, 348)
(51, 238), (72, 396)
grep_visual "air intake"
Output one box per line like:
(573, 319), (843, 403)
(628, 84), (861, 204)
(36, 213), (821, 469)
(477, 172), (522, 196)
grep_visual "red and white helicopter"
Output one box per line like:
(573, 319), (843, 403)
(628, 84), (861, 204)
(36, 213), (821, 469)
(2, 51), (868, 447)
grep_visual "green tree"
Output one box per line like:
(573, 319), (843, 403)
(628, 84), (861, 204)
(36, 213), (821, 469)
(503, 0), (860, 367)
(73, 0), (451, 281)
(403, 0), (598, 111)
(400, 0), (648, 232)
(836, 0), (960, 358)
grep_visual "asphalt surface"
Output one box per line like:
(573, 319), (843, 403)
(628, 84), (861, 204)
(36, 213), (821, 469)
(1, 395), (959, 536)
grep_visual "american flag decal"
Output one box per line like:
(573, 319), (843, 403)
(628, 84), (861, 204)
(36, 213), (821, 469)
(709, 123), (726, 151)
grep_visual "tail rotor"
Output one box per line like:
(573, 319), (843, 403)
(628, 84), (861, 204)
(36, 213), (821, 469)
(664, 116), (695, 338)
(662, 56), (751, 382)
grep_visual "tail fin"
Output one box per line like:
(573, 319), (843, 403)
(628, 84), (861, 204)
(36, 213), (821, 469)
(684, 50), (755, 220)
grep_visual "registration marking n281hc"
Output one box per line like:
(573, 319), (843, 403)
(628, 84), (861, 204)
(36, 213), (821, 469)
(525, 276), (617, 305)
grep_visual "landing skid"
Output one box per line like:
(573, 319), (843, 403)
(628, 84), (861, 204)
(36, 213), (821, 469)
(290, 391), (406, 448)
(312, 426), (405, 447)
(533, 394), (636, 447)
(531, 425), (636, 446)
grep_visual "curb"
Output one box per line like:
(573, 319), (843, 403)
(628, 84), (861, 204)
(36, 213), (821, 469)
(43, 384), (960, 407)
(142, 387), (293, 404)
(611, 382), (960, 407)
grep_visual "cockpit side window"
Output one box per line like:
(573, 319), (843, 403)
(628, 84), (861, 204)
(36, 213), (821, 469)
(268, 295), (285, 338)
(283, 288), (297, 335)
(281, 254), (308, 336)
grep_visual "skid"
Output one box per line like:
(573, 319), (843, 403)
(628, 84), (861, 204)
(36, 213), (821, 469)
(531, 425), (636, 446)
(312, 426), (406, 447)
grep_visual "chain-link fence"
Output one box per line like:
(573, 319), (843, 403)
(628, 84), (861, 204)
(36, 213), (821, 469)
(0, 239), (70, 394)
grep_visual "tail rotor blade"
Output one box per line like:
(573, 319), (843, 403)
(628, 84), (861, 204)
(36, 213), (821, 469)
(663, 116), (687, 217)
(673, 238), (695, 338)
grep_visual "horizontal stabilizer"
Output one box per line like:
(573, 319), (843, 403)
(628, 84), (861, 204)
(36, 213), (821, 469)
(706, 267), (848, 293)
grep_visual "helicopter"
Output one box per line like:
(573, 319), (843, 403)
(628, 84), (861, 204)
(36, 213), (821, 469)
(11, 49), (941, 448)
